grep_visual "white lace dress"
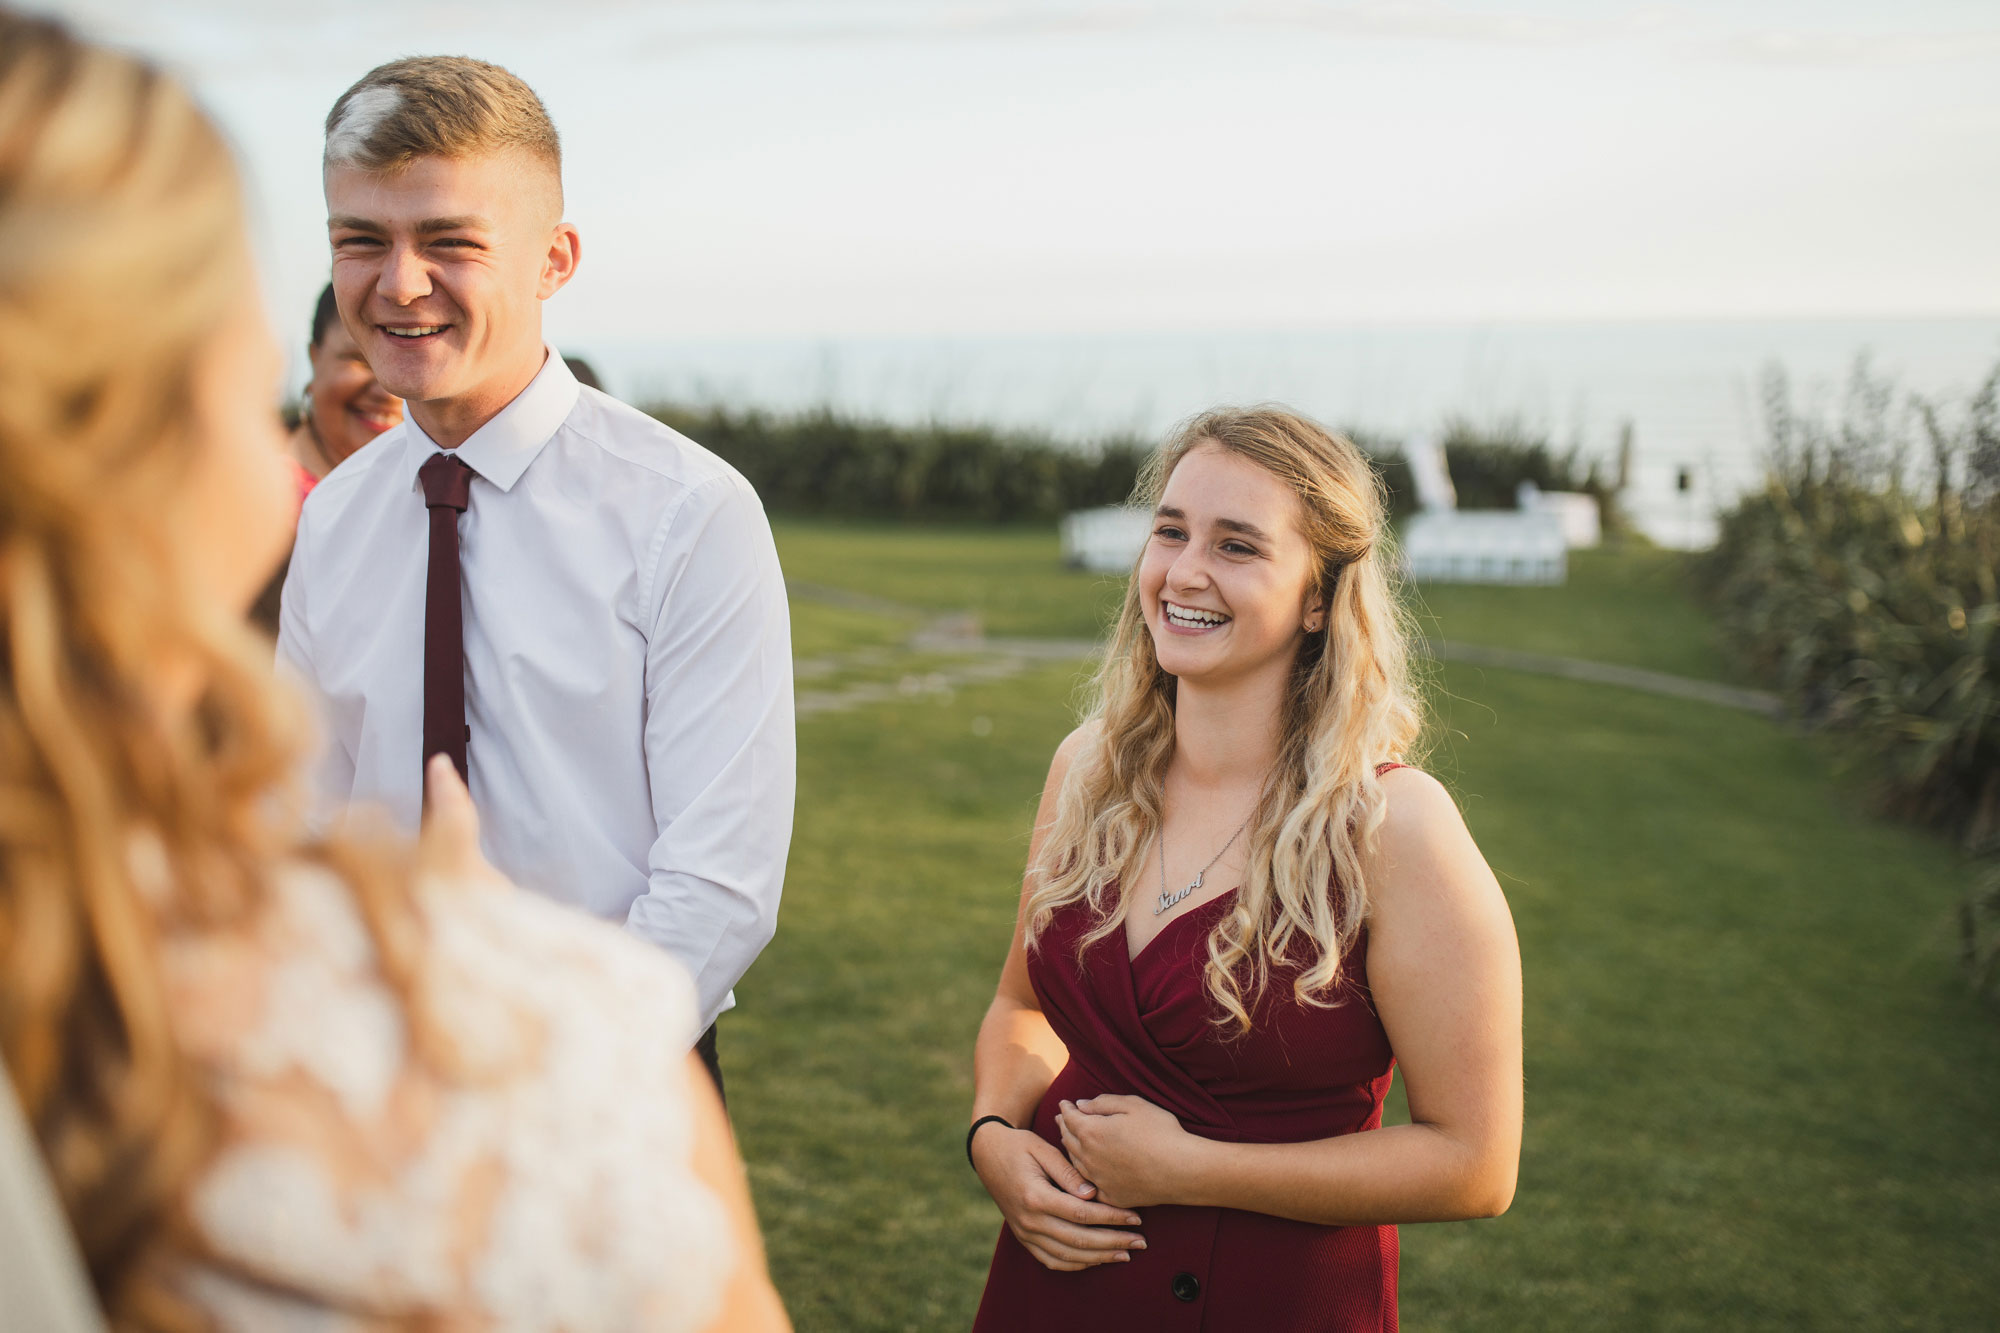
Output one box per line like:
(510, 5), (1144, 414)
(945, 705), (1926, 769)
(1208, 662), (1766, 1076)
(156, 864), (731, 1331)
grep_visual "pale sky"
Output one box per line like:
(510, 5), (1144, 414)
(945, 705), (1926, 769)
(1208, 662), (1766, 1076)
(31, 0), (2000, 346)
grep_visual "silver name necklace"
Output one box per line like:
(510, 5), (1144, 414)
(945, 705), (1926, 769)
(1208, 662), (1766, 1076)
(1154, 807), (1257, 916)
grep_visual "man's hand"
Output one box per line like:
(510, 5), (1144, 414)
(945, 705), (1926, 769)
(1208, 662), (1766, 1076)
(971, 1124), (1146, 1272)
(1056, 1095), (1198, 1210)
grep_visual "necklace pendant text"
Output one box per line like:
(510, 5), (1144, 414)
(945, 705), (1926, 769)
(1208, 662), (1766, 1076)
(1153, 870), (1205, 916)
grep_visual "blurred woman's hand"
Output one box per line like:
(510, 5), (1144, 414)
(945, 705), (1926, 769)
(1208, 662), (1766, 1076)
(416, 755), (508, 891)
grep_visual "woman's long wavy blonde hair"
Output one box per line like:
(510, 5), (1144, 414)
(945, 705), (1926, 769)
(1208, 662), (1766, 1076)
(0, 17), (422, 1327)
(1025, 407), (1424, 1032)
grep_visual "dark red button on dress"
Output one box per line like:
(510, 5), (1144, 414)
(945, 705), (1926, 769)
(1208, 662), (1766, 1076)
(973, 769), (1406, 1333)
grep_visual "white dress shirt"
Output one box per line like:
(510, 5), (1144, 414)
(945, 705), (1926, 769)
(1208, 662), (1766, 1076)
(278, 350), (794, 1030)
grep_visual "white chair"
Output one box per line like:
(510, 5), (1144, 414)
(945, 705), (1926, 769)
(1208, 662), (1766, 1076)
(1060, 505), (1152, 573)
(1397, 433), (1568, 585)
(1516, 481), (1602, 549)
(0, 1067), (105, 1331)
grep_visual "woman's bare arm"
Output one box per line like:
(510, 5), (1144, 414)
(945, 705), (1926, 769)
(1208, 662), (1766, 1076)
(970, 921), (1071, 1129)
(969, 724), (1147, 1270)
(1059, 767), (1522, 1225)
(971, 724), (1089, 1127)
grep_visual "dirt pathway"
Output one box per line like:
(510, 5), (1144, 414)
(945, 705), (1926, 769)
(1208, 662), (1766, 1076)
(786, 583), (1783, 720)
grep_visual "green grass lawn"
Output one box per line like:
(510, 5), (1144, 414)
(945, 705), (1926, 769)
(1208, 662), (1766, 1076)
(737, 522), (1999, 1331)
(789, 598), (915, 663)
(777, 519), (1734, 679)
(775, 518), (1126, 640)
(1406, 544), (1737, 682)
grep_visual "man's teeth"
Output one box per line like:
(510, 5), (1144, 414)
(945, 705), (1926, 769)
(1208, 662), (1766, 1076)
(383, 326), (445, 338)
(1166, 603), (1226, 628)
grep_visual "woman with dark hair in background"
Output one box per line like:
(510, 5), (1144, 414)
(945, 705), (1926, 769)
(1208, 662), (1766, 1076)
(252, 286), (405, 632)
(286, 282), (402, 495)
(0, 14), (787, 1330)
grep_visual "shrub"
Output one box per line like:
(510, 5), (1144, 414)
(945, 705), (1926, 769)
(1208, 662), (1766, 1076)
(1360, 417), (1626, 533)
(651, 402), (1621, 530)
(644, 403), (1151, 524)
(1696, 356), (2000, 996)
(1439, 416), (1619, 514)
(1965, 853), (2000, 1004)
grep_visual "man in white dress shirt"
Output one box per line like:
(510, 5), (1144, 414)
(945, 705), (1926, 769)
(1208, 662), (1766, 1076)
(279, 56), (793, 1094)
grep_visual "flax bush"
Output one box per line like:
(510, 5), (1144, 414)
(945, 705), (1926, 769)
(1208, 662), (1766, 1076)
(644, 404), (1151, 523)
(648, 402), (1617, 526)
(1439, 415), (1622, 516)
(1698, 356), (2000, 997)
(1965, 856), (2000, 999)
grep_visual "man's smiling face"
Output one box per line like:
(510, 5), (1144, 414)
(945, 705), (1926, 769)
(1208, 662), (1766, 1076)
(325, 149), (568, 416)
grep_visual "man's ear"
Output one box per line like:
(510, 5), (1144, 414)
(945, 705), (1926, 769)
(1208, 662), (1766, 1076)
(538, 222), (581, 300)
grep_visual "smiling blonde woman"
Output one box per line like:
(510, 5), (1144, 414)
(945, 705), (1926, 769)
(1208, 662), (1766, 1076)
(968, 407), (1523, 1331)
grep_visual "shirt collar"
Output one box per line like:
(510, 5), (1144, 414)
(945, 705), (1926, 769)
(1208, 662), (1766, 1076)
(401, 346), (580, 495)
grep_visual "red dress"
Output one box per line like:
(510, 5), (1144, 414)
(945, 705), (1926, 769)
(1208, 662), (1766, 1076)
(973, 774), (1404, 1332)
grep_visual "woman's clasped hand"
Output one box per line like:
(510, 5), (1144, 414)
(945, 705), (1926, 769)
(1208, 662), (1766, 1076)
(1055, 1095), (1195, 1211)
(970, 1118), (1147, 1270)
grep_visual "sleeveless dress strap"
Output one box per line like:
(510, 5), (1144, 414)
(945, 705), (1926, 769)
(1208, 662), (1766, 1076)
(1374, 761), (1407, 776)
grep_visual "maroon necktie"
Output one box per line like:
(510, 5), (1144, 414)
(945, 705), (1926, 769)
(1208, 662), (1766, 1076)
(419, 451), (476, 785)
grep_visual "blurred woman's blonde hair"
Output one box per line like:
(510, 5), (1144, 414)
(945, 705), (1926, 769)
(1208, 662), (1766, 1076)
(0, 15), (419, 1326)
(1025, 407), (1425, 1032)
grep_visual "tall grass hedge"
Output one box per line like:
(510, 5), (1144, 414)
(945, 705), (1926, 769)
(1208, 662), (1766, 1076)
(644, 404), (1149, 523)
(648, 401), (1616, 525)
(1437, 416), (1623, 520)
(1695, 358), (2000, 997)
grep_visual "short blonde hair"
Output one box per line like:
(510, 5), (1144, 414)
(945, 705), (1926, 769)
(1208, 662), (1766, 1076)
(324, 56), (561, 201)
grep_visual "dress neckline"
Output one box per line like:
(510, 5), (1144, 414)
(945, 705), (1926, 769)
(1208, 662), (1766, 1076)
(1121, 762), (1406, 968)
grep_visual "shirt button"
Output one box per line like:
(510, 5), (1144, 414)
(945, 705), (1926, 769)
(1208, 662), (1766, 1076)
(1171, 1272), (1201, 1303)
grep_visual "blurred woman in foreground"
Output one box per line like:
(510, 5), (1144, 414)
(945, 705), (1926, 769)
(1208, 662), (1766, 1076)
(0, 14), (786, 1330)
(968, 407), (1522, 1329)
(287, 283), (402, 495)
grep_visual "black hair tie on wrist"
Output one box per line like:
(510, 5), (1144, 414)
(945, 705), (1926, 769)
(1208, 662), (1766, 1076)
(966, 1114), (1012, 1169)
